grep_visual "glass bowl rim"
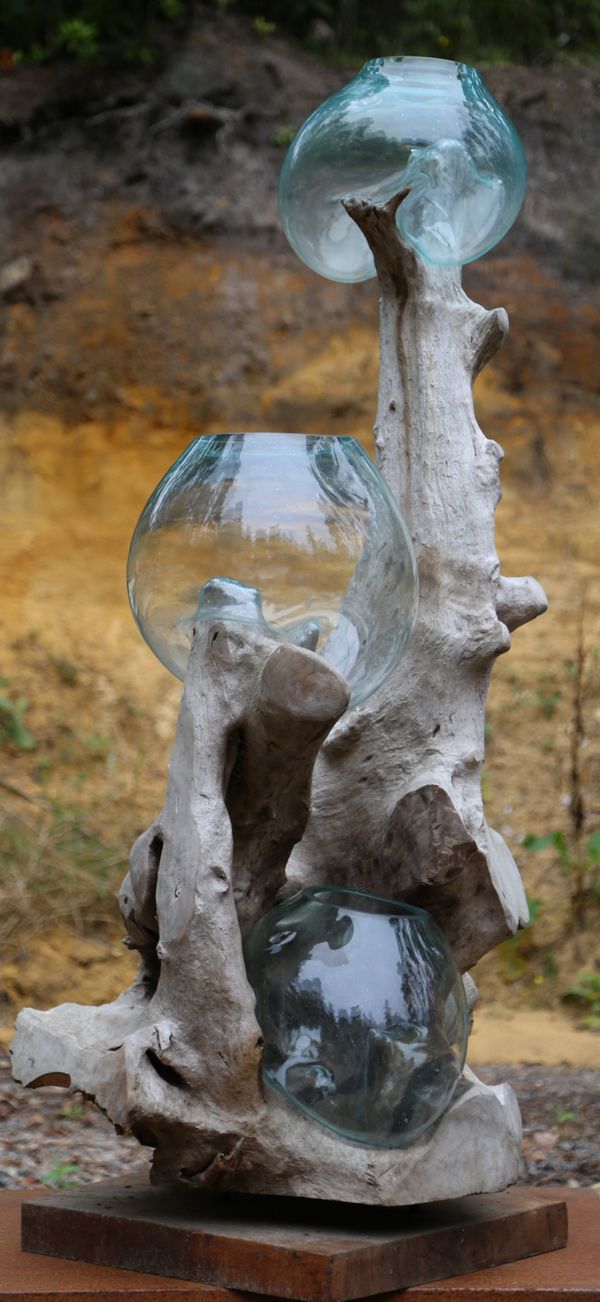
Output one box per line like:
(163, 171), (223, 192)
(281, 884), (431, 920)
(366, 54), (471, 70)
(165, 430), (366, 449)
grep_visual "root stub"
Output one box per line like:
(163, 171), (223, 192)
(260, 644), (350, 723)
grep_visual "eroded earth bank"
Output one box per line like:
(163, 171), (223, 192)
(0, 12), (599, 1071)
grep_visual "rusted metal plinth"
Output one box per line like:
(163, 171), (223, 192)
(3, 1185), (596, 1302)
(11, 1176), (573, 1302)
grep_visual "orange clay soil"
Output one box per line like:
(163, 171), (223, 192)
(0, 216), (599, 1068)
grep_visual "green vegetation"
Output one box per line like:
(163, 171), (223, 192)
(253, 14), (277, 35)
(0, 0), (189, 67)
(498, 895), (543, 982)
(229, 0), (600, 61)
(0, 680), (35, 752)
(535, 677), (562, 720)
(562, 971), (600, 1030)
(524, 829), (600, 929)
(272, 124), (297, 147)
(0, 800), (126, 944)
(396, 0), (600, 62)
(59, 1101), (87, 1119)
(1, 0), (599, 67)
(42, 1160), (81, 1189)
(0, 651), (146, 949)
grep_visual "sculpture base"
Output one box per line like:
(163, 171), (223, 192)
(21, 1175), (567, 1301)
(12, 1006), (525, 1205)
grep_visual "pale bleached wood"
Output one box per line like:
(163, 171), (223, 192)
(11, 192), (545, 1204)
(287, 194), (547, 968)
(12, 618), (353, 1182)
(12, 997), (522, 1203)
(10, 613), (523, 1203)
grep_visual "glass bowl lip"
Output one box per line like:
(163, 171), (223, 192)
(284, 884), (431, 920)
(131, 432), (377, 482)
(364, 54), (477, 77)
(173, 430), (365, 449)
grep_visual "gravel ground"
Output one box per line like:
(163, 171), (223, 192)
(478, 1064), (600, 1188)
(0, 1054), (148, 1191)
(1, 1055), (598, 1192)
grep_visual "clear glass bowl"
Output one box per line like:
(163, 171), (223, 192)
(279, 56), (527, 280)
(244, 886), (468, 1147)
(127, 433), (417, 707)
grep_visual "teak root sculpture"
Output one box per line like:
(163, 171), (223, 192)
(11, 191), (547, 1206)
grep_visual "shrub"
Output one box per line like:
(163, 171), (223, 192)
(3, 0), (600, 66)
(0, 1), (190, 67)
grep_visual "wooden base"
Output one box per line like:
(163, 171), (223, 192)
(19, 1175), (568, 1302)
(3, 1186), (596, 1302)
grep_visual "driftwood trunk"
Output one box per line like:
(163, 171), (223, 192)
(11, 194), (546, 1204)
(289, 196), (547, 969)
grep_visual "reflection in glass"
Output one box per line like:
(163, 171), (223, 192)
(279, 56), (526, 280)
(127, 433), (417, 706)
(244, 887), (468, 1147)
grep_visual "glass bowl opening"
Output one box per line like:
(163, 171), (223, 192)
(310, 886), (427, 918)
(127, 432), (417, 706)
(244, 884), (468, 1148)
(279, 54), (526, 280)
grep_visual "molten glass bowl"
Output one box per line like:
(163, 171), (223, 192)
(127, 433), (417, 706)
(279, 56), (526, 280)
(244, 886), (468, 1147)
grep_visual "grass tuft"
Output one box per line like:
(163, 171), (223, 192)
(0, 799), (126, 946)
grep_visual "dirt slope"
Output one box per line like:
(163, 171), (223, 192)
(0, 12), (599, 1061)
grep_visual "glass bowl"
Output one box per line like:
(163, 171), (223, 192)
(127, 433), (417, 707)
(279, 56), (526, 280)
(244, 886), (468, 1147)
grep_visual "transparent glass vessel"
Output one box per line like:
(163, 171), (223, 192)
(127, 433), (417, 706)
(244, 886), (468, 1147)
(279, 56), (527, 281)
